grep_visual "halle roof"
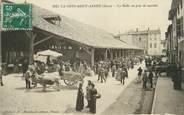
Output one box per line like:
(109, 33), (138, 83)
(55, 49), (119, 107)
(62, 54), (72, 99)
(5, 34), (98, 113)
(32, 5), (142, 49)
(1, 1), (142, 50)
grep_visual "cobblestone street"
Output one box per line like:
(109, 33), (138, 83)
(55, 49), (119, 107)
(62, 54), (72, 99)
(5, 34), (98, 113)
(0, 64), (144, 115)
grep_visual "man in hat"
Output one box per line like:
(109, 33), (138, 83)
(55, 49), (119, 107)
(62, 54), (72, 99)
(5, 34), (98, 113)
(25, 66), (33, 89)
(137, 67), (143, 82)
(142, 70), (148, 89)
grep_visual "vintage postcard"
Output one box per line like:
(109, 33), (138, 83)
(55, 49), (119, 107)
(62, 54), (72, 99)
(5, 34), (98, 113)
(0, 0), (183, 115)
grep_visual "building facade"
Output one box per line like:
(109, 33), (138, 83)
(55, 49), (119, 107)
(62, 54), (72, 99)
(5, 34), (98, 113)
(118, 29), (163, 56)
(147, 30), (162, 56)
(167, 0), (184, 82)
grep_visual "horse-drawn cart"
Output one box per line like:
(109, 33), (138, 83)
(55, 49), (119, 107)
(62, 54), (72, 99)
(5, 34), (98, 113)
(60, 71), (84, 86)
(32, 71), (84, 91)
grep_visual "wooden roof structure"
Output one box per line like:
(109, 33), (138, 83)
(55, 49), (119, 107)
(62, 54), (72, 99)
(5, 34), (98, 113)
(1, 1), (143, 50)
(31, 4), (142, 50)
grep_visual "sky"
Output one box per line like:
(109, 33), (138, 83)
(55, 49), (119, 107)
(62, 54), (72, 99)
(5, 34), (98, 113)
(10, 0), (172, 38)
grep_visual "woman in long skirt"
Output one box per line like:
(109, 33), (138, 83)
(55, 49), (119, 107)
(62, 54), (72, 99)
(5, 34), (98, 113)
(89, 83), (97, 114)
(76, 83), (84, 111)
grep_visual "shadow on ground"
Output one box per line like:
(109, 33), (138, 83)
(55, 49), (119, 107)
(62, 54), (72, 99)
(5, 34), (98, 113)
(101, 79), (156, 115)
(64, 107), (91, 114)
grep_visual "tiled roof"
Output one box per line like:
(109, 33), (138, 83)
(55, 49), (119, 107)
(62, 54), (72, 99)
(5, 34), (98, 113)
(32, 5), (142, 49)
(1, 1), (143, 50)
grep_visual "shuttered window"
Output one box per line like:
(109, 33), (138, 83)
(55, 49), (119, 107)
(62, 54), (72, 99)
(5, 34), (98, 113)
(176, 17), (184, 37)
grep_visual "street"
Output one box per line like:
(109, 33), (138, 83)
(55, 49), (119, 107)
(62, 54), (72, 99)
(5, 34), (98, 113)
(0, 63), (144, 115)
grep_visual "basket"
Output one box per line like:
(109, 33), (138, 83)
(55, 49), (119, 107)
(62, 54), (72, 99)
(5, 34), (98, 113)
(96, 93), (101, 99)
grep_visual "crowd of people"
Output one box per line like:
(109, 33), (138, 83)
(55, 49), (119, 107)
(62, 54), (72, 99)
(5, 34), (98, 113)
(1, 54), (183, 114)
(93, 57), (142, 84)
(136, 56), (182, 90)
(21, 56), (140, 88)
(74, 56), (143, 113)
(136, 57), (162, 90)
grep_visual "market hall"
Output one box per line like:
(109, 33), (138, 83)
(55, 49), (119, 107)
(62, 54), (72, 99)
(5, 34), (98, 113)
(0, 1), (143, 73)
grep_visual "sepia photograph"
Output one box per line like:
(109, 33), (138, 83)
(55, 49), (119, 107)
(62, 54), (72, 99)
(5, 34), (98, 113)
(0, 0), (183, 115)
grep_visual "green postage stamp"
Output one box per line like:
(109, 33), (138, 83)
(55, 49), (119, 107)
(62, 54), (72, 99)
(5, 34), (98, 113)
(1, 3), (32, 30)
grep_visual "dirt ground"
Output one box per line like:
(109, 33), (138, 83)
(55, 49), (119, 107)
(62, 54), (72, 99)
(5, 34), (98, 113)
(101, 79), (156, 115)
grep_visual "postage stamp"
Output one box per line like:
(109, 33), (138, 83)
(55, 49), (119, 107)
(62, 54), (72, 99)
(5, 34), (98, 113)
(1, 3), (32, 30)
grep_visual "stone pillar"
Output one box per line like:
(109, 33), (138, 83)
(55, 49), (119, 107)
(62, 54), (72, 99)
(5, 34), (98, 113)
(91, 48), (95, 66)
(121, 49), (124, 57)
(104, 49), (108, 60)
(110, 49), (113, 60)
(26, 31), (36, 65)
(116, 50), (118, 58)
(29, 38), (34, 64)
(119, 49), (121, 58)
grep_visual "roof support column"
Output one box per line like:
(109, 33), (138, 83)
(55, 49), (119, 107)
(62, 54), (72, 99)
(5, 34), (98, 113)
(91, 48), (95, 66)
(29, 33), (34, 64)
(118, 49), (121, 58)
(25, 31), (37, 65)
(125, 50), (127, 58)
(122, 50), (124, 58)
(121, 49), (123, 57)
(130, 49), (132, 57)
(104, 49), (108, 60)
(110, 49), (113, 60)
(133, 50), (136, 56)
(115, 50), (118, 59)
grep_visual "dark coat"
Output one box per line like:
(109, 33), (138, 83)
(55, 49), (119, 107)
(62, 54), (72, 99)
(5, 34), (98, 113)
(142, 72), (148, 82)
(76, 88), (84, 111)
(137, 68), (142, 76)
(22, 62), (28, 73)
(89, 88), (97, 113)
(173, 67), (182, 89)
(148, 72), (153, 81)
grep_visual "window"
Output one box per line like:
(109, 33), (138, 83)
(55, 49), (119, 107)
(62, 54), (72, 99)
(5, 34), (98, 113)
(177, 17), (184, 37)
(150, 43), (152, 48)
(178, 6), (180, 14)
(139, 37), (141, 42)
(181, 0), (183, 8)
(179, 51), (182, 61)
(154, 37), (157, 40)
(154, 43), (157, 48)
(181, 17), (183, 36)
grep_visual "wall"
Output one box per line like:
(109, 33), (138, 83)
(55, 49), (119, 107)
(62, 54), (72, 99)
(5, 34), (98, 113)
(119, 34), (133, 45)
(119, 32), (148, 55)
(132, 33), (148, 54)
(148, 32), (162, 55)
(178, 40), (184, 82)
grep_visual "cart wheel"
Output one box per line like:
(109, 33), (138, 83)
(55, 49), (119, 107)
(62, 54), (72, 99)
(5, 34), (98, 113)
(64, 79), (77, 86)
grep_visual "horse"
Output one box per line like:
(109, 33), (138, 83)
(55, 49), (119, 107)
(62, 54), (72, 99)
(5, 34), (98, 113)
(31, 73), (60, 91)
(154, 63), (168, 77)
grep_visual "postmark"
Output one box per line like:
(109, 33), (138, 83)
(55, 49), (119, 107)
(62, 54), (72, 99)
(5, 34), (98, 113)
(1, 3), (32, 31)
